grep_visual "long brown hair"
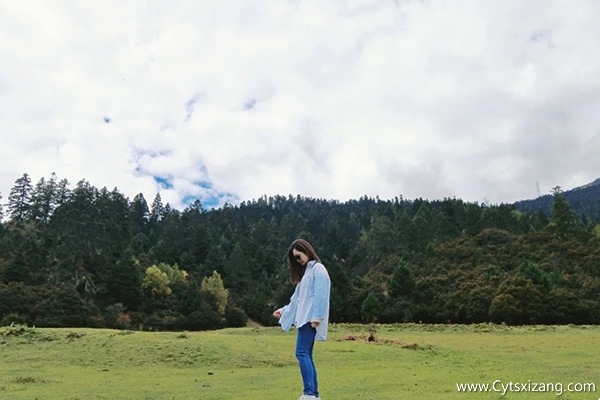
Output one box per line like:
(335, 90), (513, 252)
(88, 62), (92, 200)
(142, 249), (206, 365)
(288, 238), (320, 285)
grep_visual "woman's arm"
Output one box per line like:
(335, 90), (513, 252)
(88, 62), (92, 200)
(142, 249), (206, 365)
(274, 284), (300, 323)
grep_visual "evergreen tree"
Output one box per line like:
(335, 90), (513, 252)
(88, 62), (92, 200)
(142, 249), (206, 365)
(464, 203), (482, 235)
(361, 215), (399, 266)
(47, 180), (108, 282)
(529, 210), (550, 232)
(389, 262), (416, 298)
(550, 187), (584, 239)
(0, 282), (36, 324)
(2, 171), (600, 328)
(99, 253), (144, 310)
(30, 173), (59, 223)
(180, 279), (203, 316)
(325, 259), (353, 322)
(490, 276), (544, 324)
(412, 202), (433, 249)
(8, 173), (33, 222)
(223, 241), (251, 295)
(2, 248), (30, 283)
(54, 178), (71, 207)
(130, 193), (150, 236)
(361, 292), (381, 323)
(433, 198), (465, 241)
(200, 244), (226, 278)
(147, 193), (167, 252)
(150, 193), (166, 223)
(517, 260), (551, 294)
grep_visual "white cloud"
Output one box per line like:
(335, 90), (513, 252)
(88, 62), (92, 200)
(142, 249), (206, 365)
(2, 0), (600, 211)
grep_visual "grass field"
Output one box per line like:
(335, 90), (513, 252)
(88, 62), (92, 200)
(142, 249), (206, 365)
(1, 323), (599, 400)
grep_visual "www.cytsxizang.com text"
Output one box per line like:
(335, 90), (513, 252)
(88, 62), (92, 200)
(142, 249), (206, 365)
(456, 380), (596, 396)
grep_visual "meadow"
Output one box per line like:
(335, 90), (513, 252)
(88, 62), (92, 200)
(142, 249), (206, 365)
(1, 323), (598, 400)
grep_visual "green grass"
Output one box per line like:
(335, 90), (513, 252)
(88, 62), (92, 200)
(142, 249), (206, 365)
(1, 323), (599, 399)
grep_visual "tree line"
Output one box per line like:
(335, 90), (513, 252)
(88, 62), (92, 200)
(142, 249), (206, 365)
(1, 172), (599, 330)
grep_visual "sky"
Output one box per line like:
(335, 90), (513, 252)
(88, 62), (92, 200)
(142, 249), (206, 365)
(1, 0), (600, 211)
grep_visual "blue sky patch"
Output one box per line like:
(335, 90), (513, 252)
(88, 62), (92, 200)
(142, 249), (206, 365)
(154, 176), (173, 189)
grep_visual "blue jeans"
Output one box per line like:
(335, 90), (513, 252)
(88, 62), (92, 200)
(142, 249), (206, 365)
(296, 323), (319, 397)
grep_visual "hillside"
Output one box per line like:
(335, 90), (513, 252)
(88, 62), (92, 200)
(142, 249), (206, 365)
(513, 178), (600, 222)
(1, 172), (600, 330)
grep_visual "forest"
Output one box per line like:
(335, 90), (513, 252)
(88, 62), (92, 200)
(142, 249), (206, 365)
(1, 172), (599, 330)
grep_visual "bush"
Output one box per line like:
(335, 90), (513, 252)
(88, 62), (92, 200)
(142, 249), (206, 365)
(32, 284), (101, 327)
(1, 323), (36, 337)
(225, 305), (248, 328)
(104, 303), (132, 330)
(144, 310), (186, 331)
(0, 313), (27, 326)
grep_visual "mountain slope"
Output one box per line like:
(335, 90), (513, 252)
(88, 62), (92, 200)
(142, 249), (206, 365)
(513, 178), (600, 221)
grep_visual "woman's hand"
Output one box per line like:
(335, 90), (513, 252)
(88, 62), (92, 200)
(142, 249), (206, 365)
(310, 321), (320, 328)
(273, 309), (282, 319)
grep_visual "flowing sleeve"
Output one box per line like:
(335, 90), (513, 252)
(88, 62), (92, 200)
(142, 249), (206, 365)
(278, 284), (300, 332)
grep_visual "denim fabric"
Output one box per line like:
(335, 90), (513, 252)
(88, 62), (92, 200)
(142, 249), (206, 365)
(278, 260), (331, 341)
(296, 323), (319, 397)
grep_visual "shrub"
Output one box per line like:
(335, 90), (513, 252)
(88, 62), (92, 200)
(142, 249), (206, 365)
(1, 323), (36, 337)
(225, 305), (248, 328)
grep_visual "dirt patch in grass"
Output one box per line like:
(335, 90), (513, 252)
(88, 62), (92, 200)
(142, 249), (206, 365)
(66, 331), (86, 340)
(342, 333), (431, 349)
(342, 324), (434, 350)
(13, 376), (47, 385)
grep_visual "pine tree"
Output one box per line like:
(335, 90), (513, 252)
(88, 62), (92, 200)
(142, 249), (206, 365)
(54, 178), (71, 207)
(130, 193), (149, 236)
(8, 173), (33, 222)
(550, 187), (583, 239)
(361, 292), (381, 323)
(150, 193), (166, 223)
(46, 179), (103, 281)
(389, 262), (416, 298)
(30, 173), (59, 223)
(180, 279), (203, 316)
(99, 253), (144, 310)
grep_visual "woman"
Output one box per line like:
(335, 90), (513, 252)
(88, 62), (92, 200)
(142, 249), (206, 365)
(273, 239), (331, 400)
